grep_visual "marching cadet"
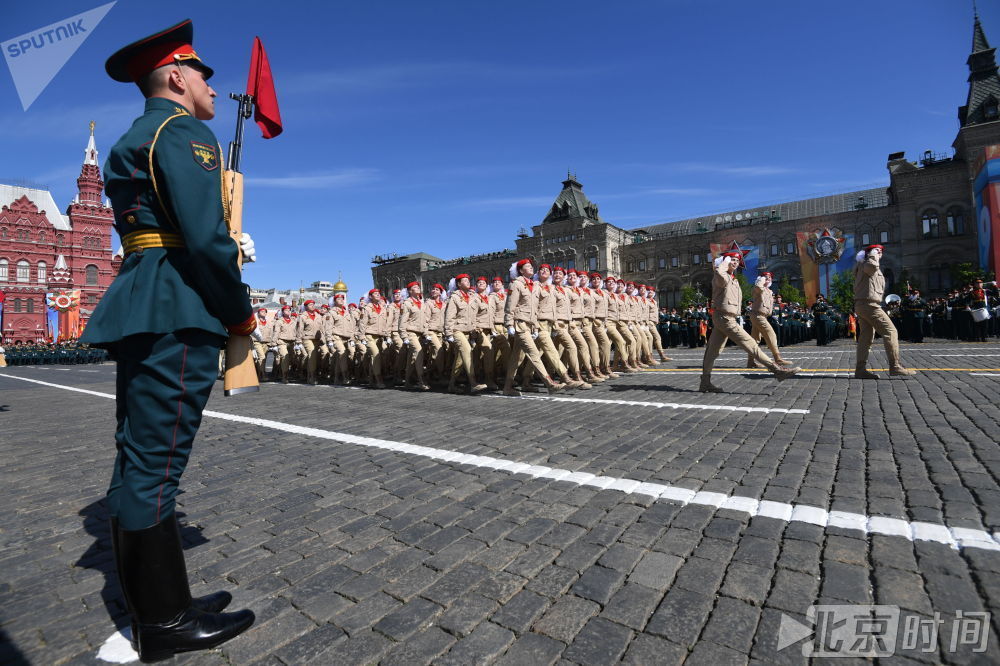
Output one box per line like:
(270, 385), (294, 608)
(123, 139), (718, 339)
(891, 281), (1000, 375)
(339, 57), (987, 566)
(444, 274), (487, 393)
(473, 276), (499, 391)
(295, 300), (325, 385)
(80, 19), (255, 659)
(535, 265), (581, 388)
(325, 293), (354, 385)
(399, 281), (431, 390)
(589, 272), (619, 377)
(576, 272), (606, 380)
(270, 305), (297, 383)
(503, 259), (566, 395)
(386, 288), (407, 384)
(552, 267), (591, 389)
(251, 308), (273, 381)
(853, 244), (916, 378)
(566, 270), (604, 383)
(359, 288), (388, 388)
(624, 282), (649, 366)
(604, 276), (635, 373)
(489, 277), (512, 382)
(701, 250), (801, 392)
(747, 272), (792, 368)
(632, 283), (654, 366)
(424, 283), (447, 384)
(643, 286), (671, 362)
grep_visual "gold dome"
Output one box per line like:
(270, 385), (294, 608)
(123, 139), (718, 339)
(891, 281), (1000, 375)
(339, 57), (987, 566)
(333, 272), (348, 293)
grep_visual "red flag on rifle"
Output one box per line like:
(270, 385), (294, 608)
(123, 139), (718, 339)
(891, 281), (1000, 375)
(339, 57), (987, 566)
(246, 37), (282, 139)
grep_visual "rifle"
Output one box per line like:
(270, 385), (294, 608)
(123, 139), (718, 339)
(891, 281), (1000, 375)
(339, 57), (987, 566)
(222, 92), (259, 396)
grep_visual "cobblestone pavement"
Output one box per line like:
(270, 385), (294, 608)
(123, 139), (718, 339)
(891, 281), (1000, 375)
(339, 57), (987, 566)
(3, 338), (1000, 665)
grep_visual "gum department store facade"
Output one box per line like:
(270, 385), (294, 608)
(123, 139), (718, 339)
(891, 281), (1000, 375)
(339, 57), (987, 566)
(372, 18), (1000, 309)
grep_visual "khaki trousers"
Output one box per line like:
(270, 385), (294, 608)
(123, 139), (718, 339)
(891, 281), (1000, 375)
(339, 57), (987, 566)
(450, 330), (476, 383)
(749, 314), (781, 363)
(252, 340), (270, 378)
(638, 324), (653, 361)
(650, 323), (667, 354)
(855, 301), (902, 370)
(537, 320), (568, 379)
(569, 320), (592, 371)
(391, 332), (407, 380)
(328, 335), (350, 380)
(702, 312), (778, 380)
(404, 331), (427, 383)
(581, 318), (601, 370)
(491, 324), (512, 377)
(425, 331), (445, 379)
(554, 320), (580, 376)
(275, 340), (296, 379)
(364, 334), (384, 380)
(301, 336), (324, 382)
(505, 320), (550, 386)
(592, 319), (613, 370)
(606, 320), (629, 367)
(474, 329), (497, 384)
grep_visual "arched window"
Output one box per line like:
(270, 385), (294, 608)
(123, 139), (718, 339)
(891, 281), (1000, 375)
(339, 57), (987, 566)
(0, 259), (7, 281)
(16, 259), (29, 282)
(37, 261), (46, 283)
(38, 231), (46, 243)
(928, 264), (951, 291)
(56, 233), (65, 246)
(86, 264), (98, 286)
(26, 298), (33, 313)
(921, 211), (939, 239)
(986, 95), (999, 121)
(0, 228), (7, 239)
(946, 209), (965, 236)
(15, 229), (29, 241)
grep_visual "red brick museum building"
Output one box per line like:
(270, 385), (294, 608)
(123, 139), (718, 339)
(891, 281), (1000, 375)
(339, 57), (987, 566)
(0, 125), (117, 343)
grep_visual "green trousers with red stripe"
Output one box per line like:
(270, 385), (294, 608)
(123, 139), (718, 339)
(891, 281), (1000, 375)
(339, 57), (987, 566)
(106, 329), (223, 530)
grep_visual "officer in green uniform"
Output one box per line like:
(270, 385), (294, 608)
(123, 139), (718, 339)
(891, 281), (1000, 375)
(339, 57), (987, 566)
(79, 20), (256, 661)
(811, 294), (831, 346)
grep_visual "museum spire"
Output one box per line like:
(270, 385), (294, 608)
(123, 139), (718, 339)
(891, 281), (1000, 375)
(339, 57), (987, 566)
(959, 14), (1000, 127)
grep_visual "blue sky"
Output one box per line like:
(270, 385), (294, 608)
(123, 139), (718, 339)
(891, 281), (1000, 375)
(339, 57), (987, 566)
(0, 0), (991, 297)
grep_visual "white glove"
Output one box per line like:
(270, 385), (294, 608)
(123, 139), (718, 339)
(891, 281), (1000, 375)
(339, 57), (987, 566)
(755, 276), (768, 288)
(268, 345), (277, 352)
(383, 336), (390, 343)
(252, 349), (259, 360)
(240, 232), (256, 263)
(531, 332), (539, 340)
(403, 338), (410, 345)
(447, 335), (455, 343)
(327, 342), (335, 350)
(490, 332), (497, 338)
(425, 335), (433, 342)
(552, 329), (559, 337)
(507, 326), (516, 336)
(294, 344), (304, 353)
(251, 329), (264, 342)
(628, 324), (634, 331)
(348, 340), (355, 348)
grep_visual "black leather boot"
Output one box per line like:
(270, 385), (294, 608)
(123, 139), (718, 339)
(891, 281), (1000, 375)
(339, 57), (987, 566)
(117, 514), (254, 662)
(110, 518), (234, 649)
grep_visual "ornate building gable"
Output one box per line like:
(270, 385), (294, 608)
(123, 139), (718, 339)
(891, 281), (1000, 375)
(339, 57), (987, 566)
(959, 15), (1000, 128)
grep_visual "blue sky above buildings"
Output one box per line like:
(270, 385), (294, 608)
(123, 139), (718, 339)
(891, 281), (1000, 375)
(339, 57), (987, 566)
(0, 0), (991, 296)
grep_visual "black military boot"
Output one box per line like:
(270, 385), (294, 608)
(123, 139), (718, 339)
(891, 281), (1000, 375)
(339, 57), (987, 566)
(116, 514), (254, 662)
(110, 518), (234, 648)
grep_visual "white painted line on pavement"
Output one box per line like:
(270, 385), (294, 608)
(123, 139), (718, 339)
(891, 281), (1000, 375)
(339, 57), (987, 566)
(4, 373), (999, 554)
(934, 354), (1000, 357)
(487, 393), (810, 415)
(969, 373), (1000, 377)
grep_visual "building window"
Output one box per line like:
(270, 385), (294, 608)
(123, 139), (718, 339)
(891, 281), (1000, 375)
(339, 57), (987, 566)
(638, 259), (646, 271)
(658, 257), (666, 269)
(12, 298), (20, 312)
(0, 259), (6, 280)
(588, 256), (597, 272)
(921, 211), (939, 239)
(626, 261), (635, 273)
(770, 243), (780, 256)
(38, 231), (46, 243)
(928, 264), (951, 291)
(56, 234), (65, 246)
(670, 256), (679, 268)
(692, 253), (701, 265)
(37, 261), (46, 283)
(786, 241), (796, 255)
(16, 259), (29, 282)
(986, 97), (999, 120)
(880, 230), (890, 243)
(0, 228), (6, 239)
(88, 293), (97, 304)
(946, 209), (965, 236)
(861, 232), (870, 246)
(26, 298), (33, 313)
(706, 252), (713, 263)
(566, 258), (575, 270)
(86, 264), (98, 286)
(15, 229), (29, 241)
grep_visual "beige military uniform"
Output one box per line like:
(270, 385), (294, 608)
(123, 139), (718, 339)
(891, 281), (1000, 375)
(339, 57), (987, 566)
(387, 300), (407, 382)
(359, 300), (389, 385)
(399, 297), (429, 385)
(567, 285), (593, 374)
(324, 305), (354, 382)
(534, 282), (569, 381)
(252, 313), (274, 379)
(854, 253), (905, 372)
(552, 284), (580, 378)
(590, 287), (613, 373)
(503, 275), (555, 391)
(489, 290), (512, 378)
(269, 314), (298, 380)
(472, 290), (496, 386)
(295, 310), (325, 383)
(748, 284), (783, 367)
(701, 260), (782, 387)
(444, 289), (482, 389)
(605, 290), (633, 370)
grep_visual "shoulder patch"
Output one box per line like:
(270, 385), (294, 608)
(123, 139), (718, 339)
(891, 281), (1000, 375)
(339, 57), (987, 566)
(190, 141), (218, 171)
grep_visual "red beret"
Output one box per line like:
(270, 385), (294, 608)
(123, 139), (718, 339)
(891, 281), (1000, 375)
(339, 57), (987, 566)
(516, 258), (533, 270)
(455, 273), (471, 281)
(492, 276), (504, 282)
(589, 272), (602, 279)
(369, 288), (380, 295)
(476, 276), (487, 283)
(866, 244), (884, 253)
(407, 281), (420, 289)
(539, 264), (552, 271)
(432, 283), (445, 291)
(304, 299), (315, 306)
(553, 266), (565, 273)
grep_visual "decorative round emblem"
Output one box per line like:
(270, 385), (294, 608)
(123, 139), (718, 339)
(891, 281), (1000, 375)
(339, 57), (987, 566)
(815, 236), (838, 257)
(54, 294), (72, 309)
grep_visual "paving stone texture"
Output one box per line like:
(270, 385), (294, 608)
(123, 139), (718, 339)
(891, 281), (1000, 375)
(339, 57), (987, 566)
(3, 339), (1000, 664)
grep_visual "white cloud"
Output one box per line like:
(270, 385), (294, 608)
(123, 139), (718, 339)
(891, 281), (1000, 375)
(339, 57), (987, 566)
(680, 163), (795, 176)
(245, 168), (380, 189)
(457, 196), (554, 209)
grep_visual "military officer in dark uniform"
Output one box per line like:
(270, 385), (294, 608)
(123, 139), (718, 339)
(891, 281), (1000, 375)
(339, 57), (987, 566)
(811, 294), (831, 346)
(903, 289), (927, 342)
(79, 20), (256, 661)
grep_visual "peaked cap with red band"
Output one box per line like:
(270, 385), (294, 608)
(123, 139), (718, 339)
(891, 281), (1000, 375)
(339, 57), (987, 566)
(105, 19), (214, 83)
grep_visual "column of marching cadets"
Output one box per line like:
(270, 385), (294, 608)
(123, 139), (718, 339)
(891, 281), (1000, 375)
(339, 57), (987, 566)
(248, 261), (672, 395)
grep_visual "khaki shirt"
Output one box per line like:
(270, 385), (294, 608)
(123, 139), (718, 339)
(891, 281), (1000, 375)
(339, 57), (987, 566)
(489, 292), (507, 325)
(271, 316), (297, 343)
(592, 288), (609, 319)
(504, 276), (537, 327)
(554, 285), (572, 322)
(853, 254), (884, 304)
(647, 298), (658, 324)
(569, 287), (585, 320)
(399, 298), (428, 334)
(425, 298), (446, 333)
(712, 262), (742, 316)
(536, 283), (558, 322)
(474, 292), (493, 329)
(606, 292), (621, 321)
(387, 302), (403, 334)
(255, 315), (274, 341)
(359, 302), (388, 337)
(325, 306), (355, 338)
(444, 290), (476, 336)
(581, 287), (595, 318)
(296, 311), (325, 343)
(751, 285), (774, 316)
